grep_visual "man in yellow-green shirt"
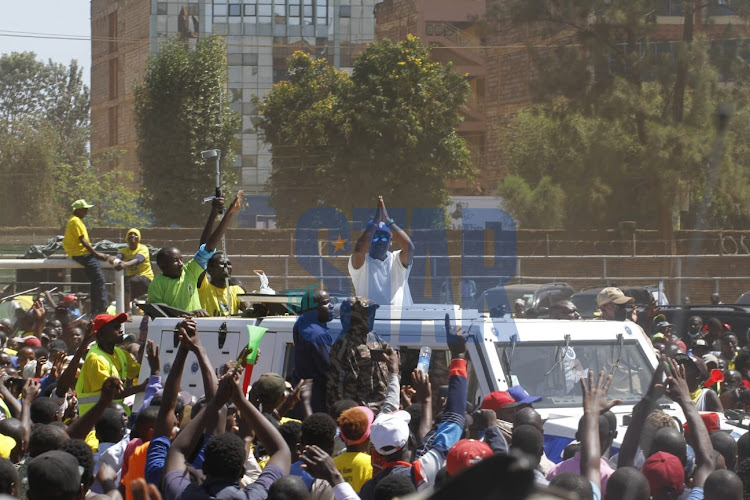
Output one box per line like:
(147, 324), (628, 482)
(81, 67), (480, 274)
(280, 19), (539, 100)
(115, 228), (154, 303)
(148, 191), (244, 315)
(198, 252), (246, 316)
(63, 199), (113, 315)
(75, 313), (143, 415)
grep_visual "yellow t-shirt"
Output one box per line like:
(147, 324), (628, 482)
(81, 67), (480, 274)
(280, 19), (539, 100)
(62, 215), (90, 257)
(80, 346), (141, 393)
(333, 451), (373, 493)
(198, 280), (244, 316)
(119, 244), (154, 280)
(85, 429), (99, 452)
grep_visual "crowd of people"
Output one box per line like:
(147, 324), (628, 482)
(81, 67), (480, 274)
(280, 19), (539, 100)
(0, 195), (749, 500)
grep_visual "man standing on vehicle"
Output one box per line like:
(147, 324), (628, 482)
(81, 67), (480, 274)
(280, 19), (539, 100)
(596, 287), (635, 321)
(326, 297), (389, 412)
(349, 196), (415, 307)
(198, 252), (246, 316)
(114, 228), (154, 305)
(148, 191), (243, 315)
(293, 286), (334, 413)
(63, 199), (114, 315)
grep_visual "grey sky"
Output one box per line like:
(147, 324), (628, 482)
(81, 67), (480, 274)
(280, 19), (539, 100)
(1, 0), (92, 85)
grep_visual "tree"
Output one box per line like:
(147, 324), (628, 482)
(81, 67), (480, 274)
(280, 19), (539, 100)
(52, 152), (151, 228)
(134, 35), (240, 226)
(0, 52), (94, 226)
(254, 35), (475, 227)
(492, 0), (750, 233)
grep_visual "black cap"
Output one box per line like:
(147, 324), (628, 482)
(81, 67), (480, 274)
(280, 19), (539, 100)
(27, 450), (82, 497)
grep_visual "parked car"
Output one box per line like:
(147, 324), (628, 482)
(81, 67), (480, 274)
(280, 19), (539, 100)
(474, 283), (575, 316)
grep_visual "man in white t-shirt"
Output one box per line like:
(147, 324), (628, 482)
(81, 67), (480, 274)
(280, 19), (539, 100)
(348, 196), (415, 306)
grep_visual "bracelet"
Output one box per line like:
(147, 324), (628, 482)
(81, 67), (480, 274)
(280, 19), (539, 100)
(386, 219), (395, 227)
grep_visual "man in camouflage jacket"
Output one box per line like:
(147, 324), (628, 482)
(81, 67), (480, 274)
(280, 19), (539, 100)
(326, 297), (389, 411)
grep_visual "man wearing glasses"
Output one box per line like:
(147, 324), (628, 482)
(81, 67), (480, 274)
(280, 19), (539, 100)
(349, 196), (415, 306)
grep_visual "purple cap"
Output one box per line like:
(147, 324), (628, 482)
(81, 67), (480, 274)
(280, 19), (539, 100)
(508, 385), (542, 405)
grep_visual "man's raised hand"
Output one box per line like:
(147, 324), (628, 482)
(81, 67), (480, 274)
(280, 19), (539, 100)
(146, 340), (160, 376)
(228, 190), (245, 216)
(177, 319), (202, 352)
(581, 370), (620, 415)
(446, 314), (466, 359)
(665, 358), (691, 405)
(300, 445), (342, 485)
(411, 368), (431, 404)
(21, 379), (40, 402)
(101, 377), (124, 403)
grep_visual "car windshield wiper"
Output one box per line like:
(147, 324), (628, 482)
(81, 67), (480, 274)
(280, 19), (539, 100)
(609, 333), (624, 377)
(502, 333), (518, 386)
(546, 334), (571, 377)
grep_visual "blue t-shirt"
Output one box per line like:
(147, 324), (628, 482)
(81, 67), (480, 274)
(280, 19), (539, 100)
(290, 461), (315, 490)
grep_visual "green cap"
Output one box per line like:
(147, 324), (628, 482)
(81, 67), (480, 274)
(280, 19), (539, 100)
(71, 199), (94, 211)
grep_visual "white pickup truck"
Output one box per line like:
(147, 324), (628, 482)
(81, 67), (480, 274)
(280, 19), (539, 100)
(134, 302), (746, 461)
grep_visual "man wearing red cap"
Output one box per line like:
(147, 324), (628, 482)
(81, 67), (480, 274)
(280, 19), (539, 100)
(75, 313), (143, 415)
(480, 390), (528, 445)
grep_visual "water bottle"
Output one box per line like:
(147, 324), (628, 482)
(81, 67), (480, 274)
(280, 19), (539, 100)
(416, 346), (432, 374)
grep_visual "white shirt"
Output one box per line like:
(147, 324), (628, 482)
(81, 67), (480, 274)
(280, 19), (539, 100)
(91, 433), (129, 493)
(348, 250), (412, 306)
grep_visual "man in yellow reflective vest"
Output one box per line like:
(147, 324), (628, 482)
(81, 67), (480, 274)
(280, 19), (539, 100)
(76, 313), (143, 415)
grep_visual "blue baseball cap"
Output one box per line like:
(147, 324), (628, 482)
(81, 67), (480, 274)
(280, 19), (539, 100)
(508, 385), (542, 405)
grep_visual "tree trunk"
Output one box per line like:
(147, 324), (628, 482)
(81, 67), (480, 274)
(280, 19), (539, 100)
(672, 0), (695, 123)
(626, 28), (648, 145)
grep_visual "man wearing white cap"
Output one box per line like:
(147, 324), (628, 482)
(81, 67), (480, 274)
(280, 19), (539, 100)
(358, 321), (468, 500)
(596, 287), (635, 321)
(63, 199), (114, 315)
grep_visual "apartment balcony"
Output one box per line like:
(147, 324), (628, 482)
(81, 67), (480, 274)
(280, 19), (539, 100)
(424, 21), (486, 75)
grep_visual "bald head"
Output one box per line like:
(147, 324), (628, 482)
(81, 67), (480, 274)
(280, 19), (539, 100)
(711, 431), (738, 471)
(650, 427), (687, 465)
(704, 469), (742, 500)
(605, 466), (650, 500)
(267, 476), (310, 500)
(513, 407), (544, 434)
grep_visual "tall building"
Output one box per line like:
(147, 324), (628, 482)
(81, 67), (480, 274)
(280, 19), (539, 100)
(91, 0), (380, 226)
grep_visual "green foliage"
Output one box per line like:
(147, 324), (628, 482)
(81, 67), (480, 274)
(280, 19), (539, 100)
(0, 51), (151, 228)
(254, 36), (474, 227)
(493, 0), (750, 229)
(53, 152), (151, 228)
(135, 35), (241, 226)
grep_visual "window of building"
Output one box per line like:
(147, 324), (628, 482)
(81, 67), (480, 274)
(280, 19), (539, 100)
(274, 3), (285, 22)
(214, 4), (228, 16)
(289, 4), (300, 16)
(229, 3), (241, 15)
(244, 4), (256, 15)
(339, 5), (350, 17)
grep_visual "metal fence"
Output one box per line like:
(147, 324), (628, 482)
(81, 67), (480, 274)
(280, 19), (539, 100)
(227, 253), (750, 306)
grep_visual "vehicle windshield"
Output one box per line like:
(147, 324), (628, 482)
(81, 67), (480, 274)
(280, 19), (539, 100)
(495, 340), (653, 408)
